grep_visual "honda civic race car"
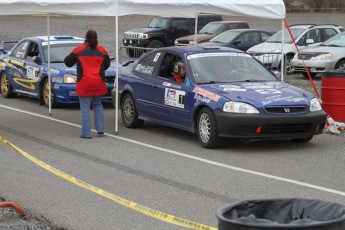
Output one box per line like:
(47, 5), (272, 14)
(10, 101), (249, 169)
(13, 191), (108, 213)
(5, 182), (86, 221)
(0, 36), (116, 107)
(117, 46), (327, 148)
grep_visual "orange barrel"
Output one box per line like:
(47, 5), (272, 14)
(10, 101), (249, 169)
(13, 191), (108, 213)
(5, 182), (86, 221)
(321, 70), (345, 122)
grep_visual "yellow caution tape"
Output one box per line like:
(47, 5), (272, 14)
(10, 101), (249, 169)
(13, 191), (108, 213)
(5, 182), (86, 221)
(0, 136), (217, 230)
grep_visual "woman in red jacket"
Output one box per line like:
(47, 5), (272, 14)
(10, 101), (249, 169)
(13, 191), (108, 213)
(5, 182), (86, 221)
(64, 30), (110, 139)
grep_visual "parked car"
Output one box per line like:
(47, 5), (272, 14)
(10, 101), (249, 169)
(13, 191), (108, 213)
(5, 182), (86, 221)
(123, 14), (222, 57)
(247, 24), (344, 73)
(0, 40), (18, 54)
(291, 32), (345, 78)
(115, 46), (327, 148)
(0, 36), (116, 107)
(174, 21), (249, 46)
(201, 29), (272, 51)
(290, 0), (304, 8)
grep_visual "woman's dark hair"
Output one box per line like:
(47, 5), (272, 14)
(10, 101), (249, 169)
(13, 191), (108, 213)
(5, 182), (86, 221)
(85, 29), (98, 49)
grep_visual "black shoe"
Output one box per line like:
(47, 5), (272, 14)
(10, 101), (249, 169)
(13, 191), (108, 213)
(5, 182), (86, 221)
(80, 135), (92, 139)
(97, 132), (104, 137)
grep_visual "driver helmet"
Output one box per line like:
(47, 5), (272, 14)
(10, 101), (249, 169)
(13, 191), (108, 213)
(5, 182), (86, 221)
(173, 61), (184, 73)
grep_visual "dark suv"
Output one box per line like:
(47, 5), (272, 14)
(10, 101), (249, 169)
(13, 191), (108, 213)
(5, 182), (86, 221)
(122, 14), (222, 53)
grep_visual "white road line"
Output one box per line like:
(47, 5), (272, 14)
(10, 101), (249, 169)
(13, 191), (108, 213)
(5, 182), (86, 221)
(1, 104), (345, 197)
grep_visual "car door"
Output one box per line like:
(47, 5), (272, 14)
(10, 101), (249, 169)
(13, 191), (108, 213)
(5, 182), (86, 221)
(5, 40), (40, 96)
(152, 52), (193, 129)
(167, 19), (190, 45)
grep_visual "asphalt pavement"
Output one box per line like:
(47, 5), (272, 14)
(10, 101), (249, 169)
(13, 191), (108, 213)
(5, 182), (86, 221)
(1, 13), (345, 230)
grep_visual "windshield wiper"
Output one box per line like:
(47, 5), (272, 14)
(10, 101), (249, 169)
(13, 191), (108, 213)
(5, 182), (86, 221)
(327, 44), (342, 47)
(244, 79), (266, 82)
(266, 40), (281, 43)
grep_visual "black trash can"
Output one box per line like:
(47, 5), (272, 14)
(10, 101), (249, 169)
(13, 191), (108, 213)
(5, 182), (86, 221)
(217, 198), (345, 230)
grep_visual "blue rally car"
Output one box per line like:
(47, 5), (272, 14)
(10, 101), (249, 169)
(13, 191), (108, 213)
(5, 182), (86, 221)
(0, 36), (116, 107)
(117, 46), (327, 148)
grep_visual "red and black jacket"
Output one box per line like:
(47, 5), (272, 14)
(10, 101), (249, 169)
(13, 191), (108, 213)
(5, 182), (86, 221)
(64, 43), (110, 96)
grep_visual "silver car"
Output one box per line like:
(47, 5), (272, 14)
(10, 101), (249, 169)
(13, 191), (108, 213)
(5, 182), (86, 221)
(291, 32), (345, 78)
(247, 24), (343, 73)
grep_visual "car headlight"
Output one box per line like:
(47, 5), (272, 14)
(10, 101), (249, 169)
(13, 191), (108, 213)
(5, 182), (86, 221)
(223, 101), (259, 113)
(311, 53), (333, 60)
(63, 74), (77, 84)
(138, 34), (150, 39)
(310, 98), (322, 112)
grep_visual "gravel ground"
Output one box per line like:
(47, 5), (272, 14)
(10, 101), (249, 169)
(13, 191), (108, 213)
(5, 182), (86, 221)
(1, 13), (344, 229)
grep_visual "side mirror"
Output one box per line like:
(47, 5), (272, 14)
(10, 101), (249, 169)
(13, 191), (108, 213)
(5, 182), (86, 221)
(233, 40), (242, 46)
(32, 56), (41, 64)
(306, 39), (314, 45)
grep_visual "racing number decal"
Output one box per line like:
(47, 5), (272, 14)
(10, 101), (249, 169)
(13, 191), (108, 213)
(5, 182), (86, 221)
(164, 88), (185, 109)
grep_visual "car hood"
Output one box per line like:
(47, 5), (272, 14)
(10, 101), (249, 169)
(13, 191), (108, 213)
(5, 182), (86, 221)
(198, 81), (311, 107)
(299, 45), (345, 54)
(49, 62), (117, 77)
(176, 34), (215, 42)
(125, 27), (164, 34)
(247, 42), (293, 53)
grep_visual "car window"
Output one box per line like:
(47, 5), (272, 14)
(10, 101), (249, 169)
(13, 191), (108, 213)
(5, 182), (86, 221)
(187, 53), (278, 84)
(134, 51), (161, 76)
(228, 24), (241, 30)
(199, 23), (225, 35)
(267, 28), (305, 44)
(246, 32), (261, 43)
(26, 42), (40, 61)
(321, 28), (338, 41)
(210, 30), (240, 43)
(261, 32), (271, 41)
(171, 19), (188, 30)
(148, 17), (169, 29)
(11, 41), (30, 59)
(322, 32), (345, 47)
(42, 43), (82, 63)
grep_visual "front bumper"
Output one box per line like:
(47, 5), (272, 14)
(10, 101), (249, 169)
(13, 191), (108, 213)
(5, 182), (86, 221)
(54, 83), (114, 104)
(214, 110), (327, 139)
(123, 39), (150, 47)
(291, 59), (335, 73)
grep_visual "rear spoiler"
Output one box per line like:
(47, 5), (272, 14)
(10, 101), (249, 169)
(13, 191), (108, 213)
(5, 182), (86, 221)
(0, 40), (19, 54)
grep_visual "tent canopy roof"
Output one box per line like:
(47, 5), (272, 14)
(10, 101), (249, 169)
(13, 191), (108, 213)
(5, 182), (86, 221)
(0, 0), (285, 19)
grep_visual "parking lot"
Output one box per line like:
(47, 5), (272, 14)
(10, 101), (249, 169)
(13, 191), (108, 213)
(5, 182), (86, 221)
(1, 12), (345, 230)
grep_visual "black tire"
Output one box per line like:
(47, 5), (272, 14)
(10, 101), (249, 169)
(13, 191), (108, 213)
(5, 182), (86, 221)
(335, 60), (345, 70)
(42, 78), (58, 108)
(302, 72), (317, 79)
(147, 40), (164, 49)
(291, 135), (313, 142)
(0, 72), (17, 98)
(121, 94), (143, 128)
(196, 108), (222, 149)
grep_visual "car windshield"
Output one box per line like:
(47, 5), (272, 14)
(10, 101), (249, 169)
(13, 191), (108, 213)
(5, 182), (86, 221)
(321, 32), (345, 47)
(43, 42), (83, 63)
(266, 28), (305, 44)
(187, 52), (278, 84)
(148, 17), (169, 28)
(210, 31), (241, 43)
(199, 23), (225, 35)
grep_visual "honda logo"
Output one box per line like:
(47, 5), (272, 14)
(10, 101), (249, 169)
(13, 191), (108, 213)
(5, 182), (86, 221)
(284, 108), (290, 113)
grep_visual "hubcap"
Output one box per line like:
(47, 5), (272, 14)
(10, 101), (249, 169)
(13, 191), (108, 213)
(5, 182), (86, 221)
(43, 81), (53, 105)
(199, 113), (210, 143)
(123, 98), (134, 124)
(1, 74), (9, 95)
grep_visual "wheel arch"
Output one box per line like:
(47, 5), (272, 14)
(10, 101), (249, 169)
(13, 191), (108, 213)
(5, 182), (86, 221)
(193, 105), (214, 133)
(335, 58), (345, 69)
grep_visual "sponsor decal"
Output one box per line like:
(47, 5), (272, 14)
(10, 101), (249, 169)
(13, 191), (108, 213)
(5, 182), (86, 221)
(27, 66), (39, 80)
(223, 88), (247, 92)
(153, 53), (161, 62)
(135, 64), (154, 75)
(193, 87), (220, 102)
(262, 95), (307, 106)
(164, 88), (185, 108)
(194, 93), (211, 103)
(163, 82), (172, 87)
(244, 85), (273, 89)
(255, 89), (281, 94)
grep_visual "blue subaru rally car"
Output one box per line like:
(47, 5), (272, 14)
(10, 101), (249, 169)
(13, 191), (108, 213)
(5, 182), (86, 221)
(0, 36), (116, 107)
(117, 46), (327, 148)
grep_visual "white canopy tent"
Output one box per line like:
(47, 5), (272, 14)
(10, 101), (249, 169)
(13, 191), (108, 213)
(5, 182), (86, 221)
(0, 0), (286, 133)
